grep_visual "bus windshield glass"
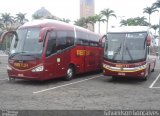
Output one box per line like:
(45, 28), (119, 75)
(104, 32), (147, 63)
(10, 28), (43, 57)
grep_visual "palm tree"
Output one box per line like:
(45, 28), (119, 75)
(74, 17), (89, 28)
(101, 8), (116, 33)
(60, 18), (70, 23)
(143, 6), (158, 25)
(1, 13), (14, 30)
(93, 14), (106, 33)
(151, 24), (159, 35)
(120, 17), (149, 26)
(15, 13), (28, 24)
(120, 19), (128, 26)
(32, 14), (42, 19)
(86, 16), (97, 31)
(136, 16), (149, 26)
(153, 0), (160, 35)
(0, 19), (4, 29)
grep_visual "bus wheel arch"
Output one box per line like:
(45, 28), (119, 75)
(142, 66), (150, 81)
(151, 62), (155, 72)
(64, 64), (76, 81)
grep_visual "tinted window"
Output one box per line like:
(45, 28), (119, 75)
(46, 30), (74, 57)
(10, 28), (43, 56)
(88, 34), (99, 47)
(76, 31), (89, 45)
(104, 32), (147, 62)
(56, 31), (74, 50)
(46, 31), (56, 56)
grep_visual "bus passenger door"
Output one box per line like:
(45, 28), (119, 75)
(44, 30), (71, 78)
(44, 31), (57, 79)
(84, 46), (96, 72)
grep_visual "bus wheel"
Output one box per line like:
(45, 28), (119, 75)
(142, 68), (150, 81)
(151, 63), (155, 72)
(142, 76), (147, 81)
(65, 66), (75, 81)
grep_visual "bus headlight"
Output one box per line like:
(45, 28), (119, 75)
(32, 66), (44, 72)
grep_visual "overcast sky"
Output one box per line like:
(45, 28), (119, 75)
(0, 0), (159, 34)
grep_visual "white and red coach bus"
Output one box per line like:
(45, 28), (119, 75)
(103, 26), (156, 80)
(0, 19), (103, 81)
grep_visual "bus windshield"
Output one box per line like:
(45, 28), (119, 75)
(104, 32), (147, 63)
(10, 28), (43, 57)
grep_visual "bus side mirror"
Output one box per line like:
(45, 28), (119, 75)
(39, 27), (55, 42)
(0, 30), (18, 43)
(99, 35), (106, 47)
(146, 35), (151, 46)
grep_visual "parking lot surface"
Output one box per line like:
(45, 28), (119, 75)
(0, 56), (160, 110)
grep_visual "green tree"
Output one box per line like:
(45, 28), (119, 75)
(15, 13), (28, 24)
(151, 24), (159, 35)
(136, 17), (149, 26)
(153, 0), (160, 35)
(60, 18), (70, 23)
(143, 6), (158, 25)
(74, 17), (89, 28)
(86, 16), (97, 31)
(120, 19), (128, 26)
(1, 13), (14, 30)
(94, 14), (106, 33)
(120, 17), (149, 26)
(32, 14), (42, 19)
(101, 8), (116, 33)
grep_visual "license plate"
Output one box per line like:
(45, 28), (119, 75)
(18, 74), (24, 77)
(118, 72), (125, 76)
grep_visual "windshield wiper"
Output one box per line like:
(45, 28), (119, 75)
(126, 45), (133, 61)
(112, 43), (122, 60)
(9, 51), (27, 59)
(21, 54), (39, 59)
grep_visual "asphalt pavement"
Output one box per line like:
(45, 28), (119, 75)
(0, 56), (160, 110)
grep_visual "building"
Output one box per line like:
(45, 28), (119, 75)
(32, 7), (60, 20)
(80, 0), (95, 31)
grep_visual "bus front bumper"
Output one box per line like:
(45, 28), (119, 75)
(103, 64), (148, 78)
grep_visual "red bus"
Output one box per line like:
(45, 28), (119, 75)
(0, 19), (103, 81)
(103, 26), (156, 80)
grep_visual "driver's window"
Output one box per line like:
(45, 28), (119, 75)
(46, 31), (56, 57)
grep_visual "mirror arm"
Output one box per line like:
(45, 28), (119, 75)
(0, 31), (18, 43)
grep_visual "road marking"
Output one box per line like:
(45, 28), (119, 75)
(0, 78), (8, 81)
(151, 87), (160, 89)
(33, 75), (102, 94)
(149, 72), (160, 88)
(155, 68), (160, 70)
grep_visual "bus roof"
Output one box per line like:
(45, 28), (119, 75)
(108, 26), (150, 33)
(20, 19), (73, 29)
(19, 19), (98, 35)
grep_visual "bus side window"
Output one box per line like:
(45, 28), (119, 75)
(46, 31), (56, 57)
(56, 31), (74, 50)
(76, 31), (89, 46)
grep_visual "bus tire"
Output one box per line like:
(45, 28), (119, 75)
(151, 63), (155, 72)
(65, 66), (75, 81)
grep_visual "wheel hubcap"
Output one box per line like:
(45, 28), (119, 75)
(67, 68), (73, 78)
